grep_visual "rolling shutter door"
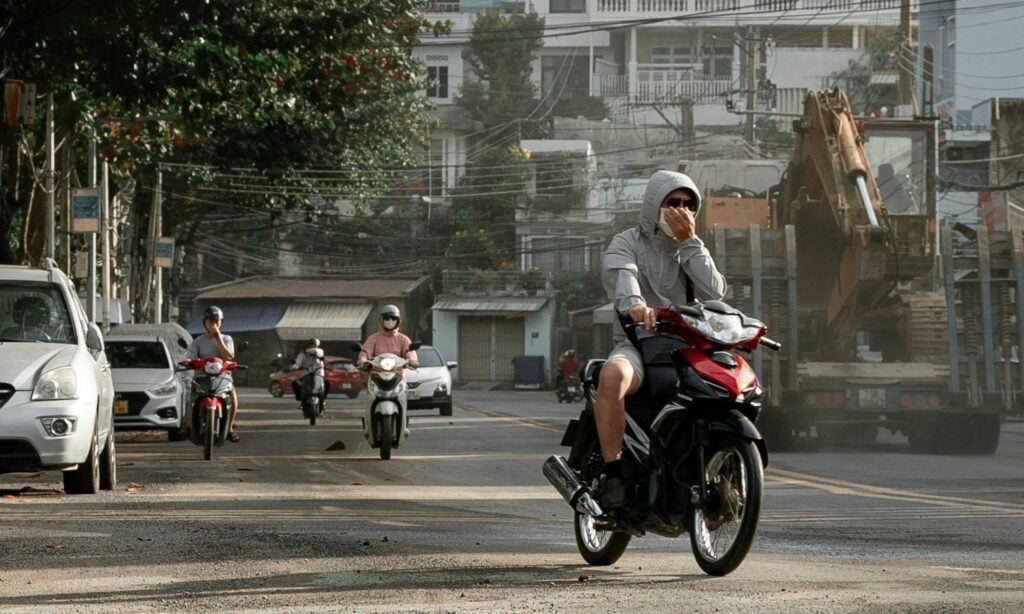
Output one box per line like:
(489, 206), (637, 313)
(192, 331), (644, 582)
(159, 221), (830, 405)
(458, 316), (524, 382)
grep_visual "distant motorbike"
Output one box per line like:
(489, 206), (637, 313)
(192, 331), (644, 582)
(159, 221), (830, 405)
(544, 301), (780, 576)
(556, 375), (584, 403)
(295, 348), (326, 426)
(361, 343), (420, 460)
(179, 356), (245, 461)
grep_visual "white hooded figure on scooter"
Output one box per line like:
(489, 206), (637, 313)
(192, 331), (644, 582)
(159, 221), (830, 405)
(292, 337), (327, 424)
(357, 305), (420, 459)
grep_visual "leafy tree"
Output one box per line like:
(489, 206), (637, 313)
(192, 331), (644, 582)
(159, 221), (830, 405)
(827, 27), (902, 115)
(456, 9), (545, 130)
(444, 144), (529, 270)
(0, 0), (448, 266)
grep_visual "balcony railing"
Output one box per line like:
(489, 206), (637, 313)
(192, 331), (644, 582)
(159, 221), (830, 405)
(426, 0), (527, 13)
(593, 73), (733, 103)
(595, 0), (906, 15)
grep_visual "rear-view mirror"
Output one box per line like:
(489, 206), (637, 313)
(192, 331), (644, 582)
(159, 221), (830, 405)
(410, 341), (423, 351)
(446, 361), (458, 370)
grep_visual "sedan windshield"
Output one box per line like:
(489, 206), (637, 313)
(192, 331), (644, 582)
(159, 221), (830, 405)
(0, 282), (75, 344)
(416, 348), (444, 368)
(106, 341), (171, 369)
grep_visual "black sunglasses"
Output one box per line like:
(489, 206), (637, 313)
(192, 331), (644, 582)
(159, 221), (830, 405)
(664, 196), (697, 212)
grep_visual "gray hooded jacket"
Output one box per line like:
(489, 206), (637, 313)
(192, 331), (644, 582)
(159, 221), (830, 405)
(603, 170), (727, 343)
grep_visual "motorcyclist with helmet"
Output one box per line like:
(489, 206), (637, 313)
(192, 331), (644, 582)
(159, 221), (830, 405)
(291, 337), (328, 409)
(556, 349), (579, 389)
(357, 305), (419, 370)
(182, 305), (241, 443)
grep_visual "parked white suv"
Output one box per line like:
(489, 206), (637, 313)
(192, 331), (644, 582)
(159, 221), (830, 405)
(405, 345), (457, 416)
(0, 260), (116, 494)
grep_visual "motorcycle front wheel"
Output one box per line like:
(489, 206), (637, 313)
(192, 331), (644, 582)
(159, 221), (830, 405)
(688, 434), (763, 576)
(203, 410), (215, 461)
(378, 414), (393, 460)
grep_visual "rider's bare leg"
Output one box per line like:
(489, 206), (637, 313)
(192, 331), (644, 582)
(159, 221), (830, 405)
(230, 388), (239, 433)
(594, 359), (640, 463)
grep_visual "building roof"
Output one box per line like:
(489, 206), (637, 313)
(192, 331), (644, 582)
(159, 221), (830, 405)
(194, 276), (429, 300)
(433, 297), (548, 313)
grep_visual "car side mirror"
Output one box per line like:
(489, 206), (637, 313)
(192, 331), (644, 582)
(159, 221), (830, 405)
(447, 361), (458, 370)
(86, 323), (104, 352)
(237, 340), (250, 352)
(410, 341), (422, 351)
(178, 338), (189, 349)
(350, 342), (364, 353)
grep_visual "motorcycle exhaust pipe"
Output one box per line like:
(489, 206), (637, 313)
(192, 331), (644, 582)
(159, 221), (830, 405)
(543, 455), (604, 517)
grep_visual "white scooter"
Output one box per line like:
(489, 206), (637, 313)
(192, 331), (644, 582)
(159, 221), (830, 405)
(360, 343), (420, 460)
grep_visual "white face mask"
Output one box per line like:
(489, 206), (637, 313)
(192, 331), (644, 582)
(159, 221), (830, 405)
(658, 210), (677, 240)
(382, 319), (398, 331)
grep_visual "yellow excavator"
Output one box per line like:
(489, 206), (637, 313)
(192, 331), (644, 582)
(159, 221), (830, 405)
(703, 88), (1009, 454)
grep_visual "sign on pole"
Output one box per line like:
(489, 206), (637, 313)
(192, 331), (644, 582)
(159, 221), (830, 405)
(72, 188), (100, 233)
(154, 237), (175, 268)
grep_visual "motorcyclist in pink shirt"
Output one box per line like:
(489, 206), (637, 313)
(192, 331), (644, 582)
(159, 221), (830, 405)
(357, 305), (419, 369)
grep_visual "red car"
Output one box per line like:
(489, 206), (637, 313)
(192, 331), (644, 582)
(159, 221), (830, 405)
(267, 356), (363, 399)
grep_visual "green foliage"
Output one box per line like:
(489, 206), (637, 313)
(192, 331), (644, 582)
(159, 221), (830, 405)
(551, 95), (609, 121)
(456, 9), (545, 127)
(551, 267), (605, 312)
(0, 0), (448, 261)
(444, 145), (529, 270)
(827, 27), (902, 115)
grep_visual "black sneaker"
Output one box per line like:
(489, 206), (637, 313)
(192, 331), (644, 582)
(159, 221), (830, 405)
(598, 475), (627, 509)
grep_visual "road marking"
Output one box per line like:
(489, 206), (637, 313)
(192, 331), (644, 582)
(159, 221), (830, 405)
(457, 405), (563, 432)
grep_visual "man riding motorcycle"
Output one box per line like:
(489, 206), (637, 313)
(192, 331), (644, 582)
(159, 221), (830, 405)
(556, 349), (580, 388)
(183, 306), (241, 443)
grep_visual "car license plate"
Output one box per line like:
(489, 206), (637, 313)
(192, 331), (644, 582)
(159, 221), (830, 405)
(407, 390), (420, 400)
(858, 388), (887, 409)
(342, 383), (351, 389)
(114, 399), (129, 415)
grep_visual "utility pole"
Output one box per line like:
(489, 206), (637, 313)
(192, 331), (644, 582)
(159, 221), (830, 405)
(154, 168), (163, 324)
(45, 92), (55, 261)
(745, 27), (757, 144)
(86, 124), (97, 321)
(898, 0), (917, 115)
(102, 160), (111, 332)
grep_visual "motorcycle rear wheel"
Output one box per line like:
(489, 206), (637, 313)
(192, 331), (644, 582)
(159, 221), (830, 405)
(574, 511), (630, 565)
(379, 414), (393, 460)
(688, 434), (763, 576)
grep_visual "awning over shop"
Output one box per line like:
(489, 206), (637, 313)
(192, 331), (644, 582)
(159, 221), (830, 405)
(275, 301), (373, 341)
(187, 300), (289, 335)
(433, 297), (548, 314)
(593, 302), (614, 324)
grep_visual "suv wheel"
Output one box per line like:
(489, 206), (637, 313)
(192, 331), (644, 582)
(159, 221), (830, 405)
(440, 401), (453, 417)
(64, 428), (100, 494)
(99, 427), (116, 491)
(269, 381), (284, 398)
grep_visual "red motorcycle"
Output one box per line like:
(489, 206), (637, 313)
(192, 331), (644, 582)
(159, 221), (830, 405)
(179, 356), (245, 460)
(544, 300), (780, 576)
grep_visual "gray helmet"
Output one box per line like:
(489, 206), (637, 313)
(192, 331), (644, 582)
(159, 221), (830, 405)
(308, 337), (320, 347)
(203, 305), (224, 321)
(380, 304), (401, 320)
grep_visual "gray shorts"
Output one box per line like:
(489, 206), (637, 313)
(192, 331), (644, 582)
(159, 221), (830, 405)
(606, 342), (645, 385)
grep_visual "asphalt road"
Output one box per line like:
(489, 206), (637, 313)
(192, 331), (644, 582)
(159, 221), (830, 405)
(1, 388), (1022, 612)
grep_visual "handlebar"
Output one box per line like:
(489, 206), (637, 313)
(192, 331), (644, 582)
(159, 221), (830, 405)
(760, 337), (782, 352)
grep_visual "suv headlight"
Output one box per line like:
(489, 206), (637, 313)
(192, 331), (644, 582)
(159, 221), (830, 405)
(149, 380), (177, 396)
(32, 366), (79, 401)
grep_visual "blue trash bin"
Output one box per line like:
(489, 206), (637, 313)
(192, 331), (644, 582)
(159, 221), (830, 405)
(512, 355), (545, 389)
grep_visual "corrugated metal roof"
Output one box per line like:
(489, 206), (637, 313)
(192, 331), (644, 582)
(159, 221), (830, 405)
(433, 297), (548, 313)
(185, 299), (290, 334)
(195, 276), (427, 300)
(276, 301), (373, 341)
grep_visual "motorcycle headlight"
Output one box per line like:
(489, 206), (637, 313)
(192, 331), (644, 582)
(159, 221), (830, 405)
(204, 361), (223, 375)
(690, 312), (761, 345)
(32, 366), (79, 401)
(148, 380), (178, 396)
(379, 357), (397, 372)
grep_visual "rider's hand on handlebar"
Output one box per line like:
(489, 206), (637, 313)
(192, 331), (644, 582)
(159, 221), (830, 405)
(628, 303), (656, 332)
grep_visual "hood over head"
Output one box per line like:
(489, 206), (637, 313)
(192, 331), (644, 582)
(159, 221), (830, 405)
(639, 170), (702, 237)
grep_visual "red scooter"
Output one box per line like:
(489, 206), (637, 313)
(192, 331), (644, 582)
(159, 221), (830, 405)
(544, 300), (780, 576)
(179, 356), (244, 460)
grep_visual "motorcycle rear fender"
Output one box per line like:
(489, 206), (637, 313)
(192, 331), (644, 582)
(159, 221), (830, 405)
(708, 409), (768, 467)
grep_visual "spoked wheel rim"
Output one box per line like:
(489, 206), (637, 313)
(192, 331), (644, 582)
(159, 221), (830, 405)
(576, 511), (614, 553)
(693, 447), (749, 562)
